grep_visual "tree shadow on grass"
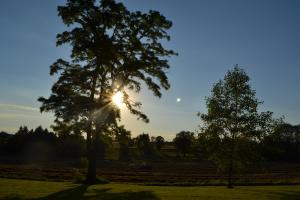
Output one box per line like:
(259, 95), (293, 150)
(3, 185), (160, 200)
(237, 188), (300, 200)
(266, 191), (300, 200)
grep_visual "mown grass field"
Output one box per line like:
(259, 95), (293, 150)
(1, 178), (300, 200)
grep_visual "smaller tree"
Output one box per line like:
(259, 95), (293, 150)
(155, 136), (165, 150)
(111, 125), (131, 160)
(173, 131), (194, 157)
(192, 134), (209, 160)
(199, 65), (277, 188)
(94, 131), (113, 160)
(16, 126), (29, 135)
(136, 133), (153, 156)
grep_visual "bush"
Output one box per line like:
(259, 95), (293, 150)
(77, 157), (88, 168)
(73, 169), (85, 183)
(139, 161), (152, 171)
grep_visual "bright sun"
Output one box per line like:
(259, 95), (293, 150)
(112, 91), (124, 108)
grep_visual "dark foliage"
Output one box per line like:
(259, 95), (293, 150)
(173, 131), (195, 157)
(57, 134), (86, 159)
(262, 123), (300, 162)
(0, 131), (12, 155)
(136, 133), (154, 157)
(1, 122), (300, 164)
(111, 125), (131, 160)
(198, 66), (277, 188)
(1, 126), (87, 161)
(4, 126), (57, 161)
(154, 136), (165, 150)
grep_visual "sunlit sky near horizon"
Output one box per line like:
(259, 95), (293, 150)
(0, 0), (300, 140)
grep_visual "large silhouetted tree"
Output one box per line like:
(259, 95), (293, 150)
(38, 0), (176, 183)
(198, 65), (277, 188)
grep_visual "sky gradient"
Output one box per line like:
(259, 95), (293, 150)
(0, 0), (300, 140)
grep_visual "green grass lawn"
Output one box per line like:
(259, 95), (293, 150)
(0, 178), (300, 200)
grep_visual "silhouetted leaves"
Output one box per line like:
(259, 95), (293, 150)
(262, 123), (300, 162)
(198, 65), (278, 188)
(154, 136), (165, 150)
(136, 133), (153, 157)
(38, 0), (176, 183)
(173, 131), (195, 157)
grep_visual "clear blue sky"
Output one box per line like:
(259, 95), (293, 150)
(0, 0), (299, 140)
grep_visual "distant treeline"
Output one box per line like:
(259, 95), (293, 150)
(0, 123), (299, 162)
(0, 126), (86, 162)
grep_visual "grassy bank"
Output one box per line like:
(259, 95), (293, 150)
(1, 162), (300, 186)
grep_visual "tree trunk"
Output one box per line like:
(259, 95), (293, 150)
(86, 148), (97, 184)
(227, 158), (233, 188)
(85, 122), (97, 184)
(227, 137), (235, 189)
(85, 65), (99, 184)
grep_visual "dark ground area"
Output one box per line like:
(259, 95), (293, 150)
(1, 159), (300, 186)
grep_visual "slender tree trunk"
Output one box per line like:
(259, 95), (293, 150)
(227, 158), (233, 188)
(86, 122), (104, 184)
(227, 90), (238, 189)
(227, 135), (236, 189)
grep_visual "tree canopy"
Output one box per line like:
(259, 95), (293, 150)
(173, 131), (195, 156)
(38, 0), (176, 183)
(198, 65), (278, 188)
